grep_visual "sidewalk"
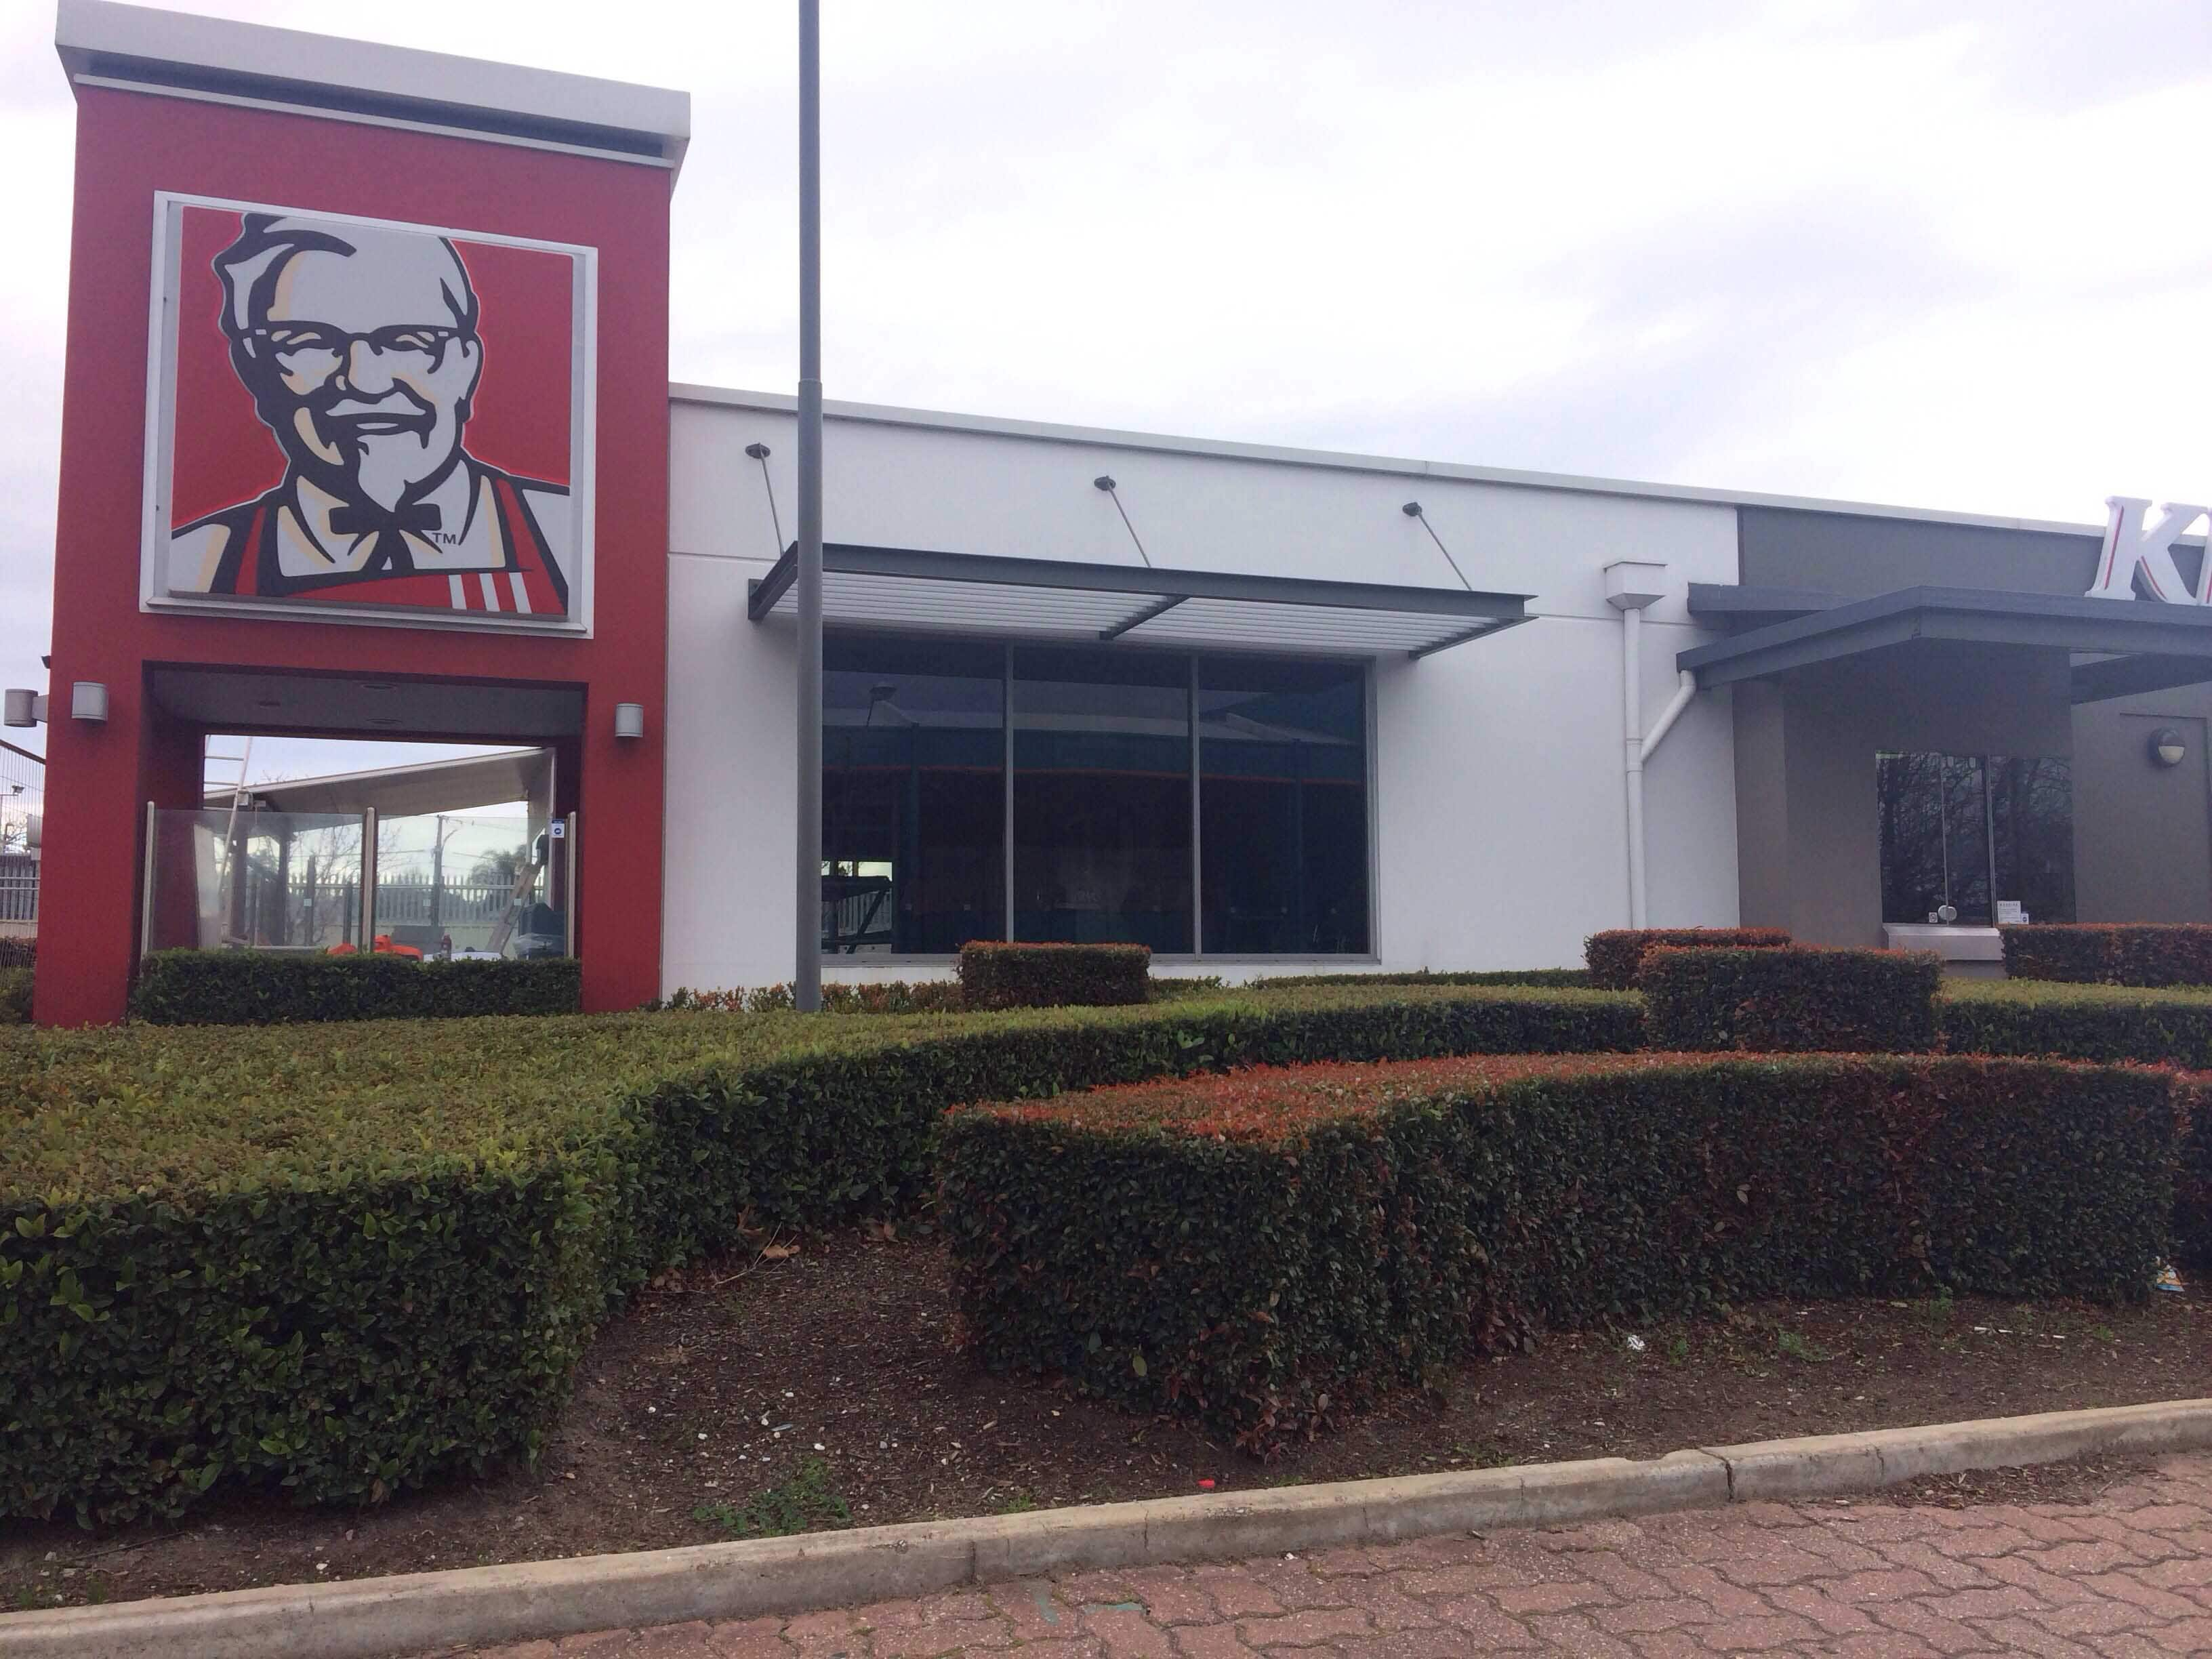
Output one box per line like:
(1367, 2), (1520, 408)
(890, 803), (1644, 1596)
(445, 1452), (2212, 1657)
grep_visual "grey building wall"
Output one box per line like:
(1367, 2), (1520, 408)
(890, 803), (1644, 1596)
(1736, 507), (2108, 600)
(2074, 689), (2212, 923)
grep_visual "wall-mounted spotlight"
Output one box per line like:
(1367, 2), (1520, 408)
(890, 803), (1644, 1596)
(2150, 726), (2188, 769)
(1401, 501), (1423, 517)
(70, 682), (108, 723)
(614, 701), (647, 741)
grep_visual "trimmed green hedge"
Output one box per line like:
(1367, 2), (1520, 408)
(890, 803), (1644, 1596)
(1584, 927), (1788, 990)
(130, 950), (582, 1025)
(943, 1053), (2175, 1451)
(1940, 979), (2212, 1069)
(1643, 946), (1940, 1052)
(2001, 924), (2212, 987)
(0, 981), (1636, 1524)
(1250, 968), (1596, 991)
(0, 966), (28, 1025)
(956, 941), (1151, 1009)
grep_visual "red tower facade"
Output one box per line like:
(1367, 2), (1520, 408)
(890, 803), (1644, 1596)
(36, 2), (685, 1022)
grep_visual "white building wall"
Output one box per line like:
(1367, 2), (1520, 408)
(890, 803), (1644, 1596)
(663, 390), (1740, 994)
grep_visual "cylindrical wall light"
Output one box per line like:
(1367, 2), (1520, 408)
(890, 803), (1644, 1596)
(613, 702), (646, 740)
(2149, 726), (2188, 768)
(70, 682), (108, 722)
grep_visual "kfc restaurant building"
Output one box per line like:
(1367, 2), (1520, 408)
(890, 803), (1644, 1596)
(28, 1), (2212, 1023)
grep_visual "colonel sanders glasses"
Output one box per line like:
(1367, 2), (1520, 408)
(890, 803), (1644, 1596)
(243, 323), (474, 382)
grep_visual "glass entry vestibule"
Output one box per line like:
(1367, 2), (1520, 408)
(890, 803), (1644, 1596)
(821, 634), (1370, 958)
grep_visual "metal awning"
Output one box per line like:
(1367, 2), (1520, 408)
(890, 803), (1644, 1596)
(747, 544), (1532, 659)
(1679, 585), (2212, 704)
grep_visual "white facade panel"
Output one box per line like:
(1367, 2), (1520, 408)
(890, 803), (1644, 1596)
(664, 392), (1742, 994)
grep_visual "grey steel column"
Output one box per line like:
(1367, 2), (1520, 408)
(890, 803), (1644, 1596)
(359, 808), (377, 949)
(138, 800), (157, 959)
(794, 0), (825, 1010)
(564, 812), (579, 959)
(1189, 655), (1202, 957)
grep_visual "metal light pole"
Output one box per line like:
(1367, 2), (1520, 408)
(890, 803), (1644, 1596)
(794, 0), (825, 1010)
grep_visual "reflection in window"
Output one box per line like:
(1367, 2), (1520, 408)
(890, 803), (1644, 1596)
(1878, 752), (2073, 925)
(1012, 647), (1192, 952)
(819, 636), (1372, 956)
(822, 636), (1004, 954)
(1200, 659), (1369, 954)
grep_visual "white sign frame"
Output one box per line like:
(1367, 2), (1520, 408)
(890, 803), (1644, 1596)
(140, 191), (597, 636)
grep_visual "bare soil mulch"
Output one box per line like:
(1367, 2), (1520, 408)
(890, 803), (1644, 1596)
(3, 1229), (2205, 1613)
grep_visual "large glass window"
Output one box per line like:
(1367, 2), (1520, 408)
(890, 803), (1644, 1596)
(819, 636), (1370, 955)
(822, 636), (1004, 954)
(1012, 646), (1193, 951)
(1878, 751), (2073, 925)
(1200, 658), (1370, 954)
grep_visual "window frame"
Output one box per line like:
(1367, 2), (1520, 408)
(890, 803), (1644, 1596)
(819, 627), (1382, 964)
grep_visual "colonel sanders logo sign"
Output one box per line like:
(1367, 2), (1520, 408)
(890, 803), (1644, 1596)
(145, 197), (594, 630)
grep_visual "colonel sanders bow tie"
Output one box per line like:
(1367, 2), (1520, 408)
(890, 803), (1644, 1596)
(328, 501), (444, 575)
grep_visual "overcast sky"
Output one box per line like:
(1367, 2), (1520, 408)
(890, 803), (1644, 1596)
(0, 0), (2207, 785)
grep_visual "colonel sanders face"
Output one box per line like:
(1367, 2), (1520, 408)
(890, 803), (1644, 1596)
(217, 217), (484, 514)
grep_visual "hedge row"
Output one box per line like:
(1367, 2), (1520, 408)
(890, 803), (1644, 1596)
(0, 981), (1637, 1525)
(129, 950), (581, 1025)
(956, 941), (1151, 1009)
(1251, 968), (1597, 991)
(2001, 924), (2212, 987)
(651, 980), (968, 1015)
(1644, 946), (1942, 1052)
(0, 967), (28, 1025)
(943, 1052), (2175, 1450)
(1583, 927), (1788, 990)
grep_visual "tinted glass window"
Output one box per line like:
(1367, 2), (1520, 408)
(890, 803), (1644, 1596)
(1878, 750), (2074, 926)
(822, 636), (1004, 954)
(1011, 647), (1193, 952)
(819, 637), (1372, 956)
(1989, 754), (2075, 924)
(1200, 658), (1368, 954)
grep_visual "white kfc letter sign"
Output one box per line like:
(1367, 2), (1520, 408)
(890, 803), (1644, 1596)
(2087, 497), (2212, 604)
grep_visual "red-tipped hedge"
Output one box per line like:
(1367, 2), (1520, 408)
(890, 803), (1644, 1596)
(956, 941), (1150, 1009)
(2002, 925), (2212, 988)
(1640, 945), (1941, 1052)
(941, 1052), (2177, 1452)
(1583, 928), (1788, 989)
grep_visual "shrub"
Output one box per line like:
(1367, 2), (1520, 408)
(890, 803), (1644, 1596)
(942, 1052), (2175, 1451)
(1252, 968), (1596, 991)
(0, 966), (28, 1024)
(129, 949), (581, 1024)
(956, 941), (1150, 1009)
(1583, 928), (1788, 990)
(654, 980), (966, 1015)
(0, 981), (1637, 1525)
(2002, 924), (2212, 987)
(1641, 946), (1940, 1052)
(1940, 979), (2212, 1069)
(0, 937), (31, 970)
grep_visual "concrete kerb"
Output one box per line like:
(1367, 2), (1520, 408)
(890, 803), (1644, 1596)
(2, 1399), (2206, 1659)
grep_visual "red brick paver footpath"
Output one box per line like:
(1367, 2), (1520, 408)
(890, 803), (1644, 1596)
(445, 1452), (2212, 1656)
